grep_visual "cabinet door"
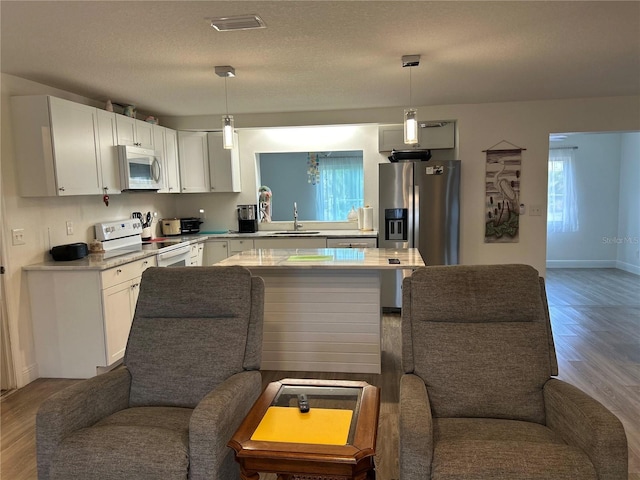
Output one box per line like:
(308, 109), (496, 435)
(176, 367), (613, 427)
(49, 97), (102, 195)
(115, 115), (136, 146)
(229, 239), (254, 256)
(203, 240), (228, 265)
(207, 132), (241, 192)
(135, 120), (155, 149)
(153, 126), (169, 193)
(96, 109), (121, 194)
(164, 128), (181, 193)
(103, 280), (135, 364)
(178, 131), (210, 192)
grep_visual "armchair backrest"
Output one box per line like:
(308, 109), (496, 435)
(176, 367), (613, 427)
(402, 264), (557, 424)
(124, 266), (264, 408)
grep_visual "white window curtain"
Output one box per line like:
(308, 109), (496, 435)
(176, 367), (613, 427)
(548, 148), (579, 233)
(315, 155), (364, 221)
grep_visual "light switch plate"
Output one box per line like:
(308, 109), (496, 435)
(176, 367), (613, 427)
(530, 205), (543, 216)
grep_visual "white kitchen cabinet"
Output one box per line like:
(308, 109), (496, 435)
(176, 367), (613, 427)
(178, 131), (210, 193)
(207, 132), (241, 192)
(189, 242), (205, 266)
(95, 109), (121, 195)
(378, 121), (455, 151)
(154, 125), (181, 193)
(254, 237), (327, 249)
(11, 95), (102, 196)
(115, 115), (155, 149)
(27, 256), (156, 378)
(229, 239), (254, 256)
(203, 240), (229, 265)
(326, 237), (377, 248)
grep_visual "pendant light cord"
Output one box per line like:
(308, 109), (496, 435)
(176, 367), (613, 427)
(409, 66), (413, 107)
(224, 76), (229, 115)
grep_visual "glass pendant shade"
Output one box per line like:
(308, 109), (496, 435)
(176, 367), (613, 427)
(404, 108), (418, 144)
(222, 115), (234, 149)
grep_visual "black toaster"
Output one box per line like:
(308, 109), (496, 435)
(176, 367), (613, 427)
(50, 242), (89, 261)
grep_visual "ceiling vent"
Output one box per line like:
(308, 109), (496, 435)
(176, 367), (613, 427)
(210, 14), (266, 31)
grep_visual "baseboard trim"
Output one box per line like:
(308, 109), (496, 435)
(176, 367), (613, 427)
(615, 261), (640, 276)
(20, 363), (39, 388)
(546, 260), (617, 269)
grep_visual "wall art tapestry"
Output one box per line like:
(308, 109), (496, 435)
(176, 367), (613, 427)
(484, 148), (522, 243)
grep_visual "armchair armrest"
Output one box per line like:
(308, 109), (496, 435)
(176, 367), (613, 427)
(189, 370), (262, 480)
(544, 378), (627, 480)
(399, 373), (434, 480)
(36, 368), (131, 480)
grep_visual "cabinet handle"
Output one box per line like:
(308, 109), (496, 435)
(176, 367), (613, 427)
(59, 187), (65, 192)
(143, 261), (148, 266)
(116, 269), (122, 274)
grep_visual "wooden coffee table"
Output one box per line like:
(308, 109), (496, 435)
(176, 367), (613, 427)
(228, 378), (380, 480)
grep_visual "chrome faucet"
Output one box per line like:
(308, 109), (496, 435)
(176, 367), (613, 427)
(293, 202), (303, 231)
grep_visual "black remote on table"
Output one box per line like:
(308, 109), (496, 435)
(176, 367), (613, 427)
(297, 394), (310, 413)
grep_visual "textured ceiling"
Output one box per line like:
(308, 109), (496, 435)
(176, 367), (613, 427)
(1, 1), (639, 117)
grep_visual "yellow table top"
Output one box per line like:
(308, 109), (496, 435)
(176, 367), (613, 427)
(251, 406), (353, 445)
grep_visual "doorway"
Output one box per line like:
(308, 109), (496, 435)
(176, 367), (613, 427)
(546, 131), (640, 274)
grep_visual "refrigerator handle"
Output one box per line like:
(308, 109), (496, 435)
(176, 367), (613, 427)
(413, 184), (419, 248)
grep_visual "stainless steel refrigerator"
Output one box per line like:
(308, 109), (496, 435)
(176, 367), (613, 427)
(378, 160), (461, 309)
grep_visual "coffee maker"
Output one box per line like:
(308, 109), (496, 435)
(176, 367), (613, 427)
(237, 204), (258, 233)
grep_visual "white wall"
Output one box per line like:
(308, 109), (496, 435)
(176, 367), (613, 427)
(617, 133), (640, 274)
(3, 70), (640, 386)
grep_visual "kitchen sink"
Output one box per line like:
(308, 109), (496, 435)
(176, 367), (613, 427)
(274, 231), (321, 235)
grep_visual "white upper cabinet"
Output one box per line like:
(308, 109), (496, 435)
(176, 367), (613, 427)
(153, 125), (181, 193)
(115, 115), (155, 149)
(11, 95), (102, 196)
(378, 121), (456, 152)
(207, 132), (241, 192)
(178, 131), (210, 193)
(95, 109), (121, 195)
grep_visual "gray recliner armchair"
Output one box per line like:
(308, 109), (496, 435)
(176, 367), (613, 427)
(399, 264), (627, 480)
(36, 266), (265, 480)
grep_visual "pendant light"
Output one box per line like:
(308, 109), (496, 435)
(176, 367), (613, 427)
(402, 55), (420, 145)
(215, 65), (236, 149)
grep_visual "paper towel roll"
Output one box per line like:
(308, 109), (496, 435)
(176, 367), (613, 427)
(361, 207), (374, 231)
(357, 207), (364, 230)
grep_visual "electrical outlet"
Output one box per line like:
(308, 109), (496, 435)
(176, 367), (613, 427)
(530, 205), (543, 216)
(12, 228), (26, 246)
(66, 221), (74, 235)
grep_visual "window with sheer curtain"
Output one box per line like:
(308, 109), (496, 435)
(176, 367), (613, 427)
(315, 154), (364, 221)
(548, 148), (579, 233)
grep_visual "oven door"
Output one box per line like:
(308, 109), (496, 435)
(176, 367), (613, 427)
(156, 244), (191, 267)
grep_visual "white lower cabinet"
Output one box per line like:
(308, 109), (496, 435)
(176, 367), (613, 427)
(27, 256), (156, 378)
(190, 242), (205, 266)
(203, 240), (229, 265)
(229, 239), (254, 256)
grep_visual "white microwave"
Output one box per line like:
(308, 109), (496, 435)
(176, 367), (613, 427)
(118, 145), (163, 191)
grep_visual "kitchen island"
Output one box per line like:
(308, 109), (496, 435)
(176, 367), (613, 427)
(215, 248), (424, 374)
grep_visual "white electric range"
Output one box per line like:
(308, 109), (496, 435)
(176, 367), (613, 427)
(95, 219), (190, 266)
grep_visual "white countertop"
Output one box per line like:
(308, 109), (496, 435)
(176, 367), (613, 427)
(23, 230), (379, 271)
(215, 248), (424, 270)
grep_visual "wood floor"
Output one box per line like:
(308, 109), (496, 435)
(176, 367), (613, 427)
(2, 268), (638, 480)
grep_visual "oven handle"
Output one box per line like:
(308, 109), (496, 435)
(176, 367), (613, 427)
(157, 245), (191, 260)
